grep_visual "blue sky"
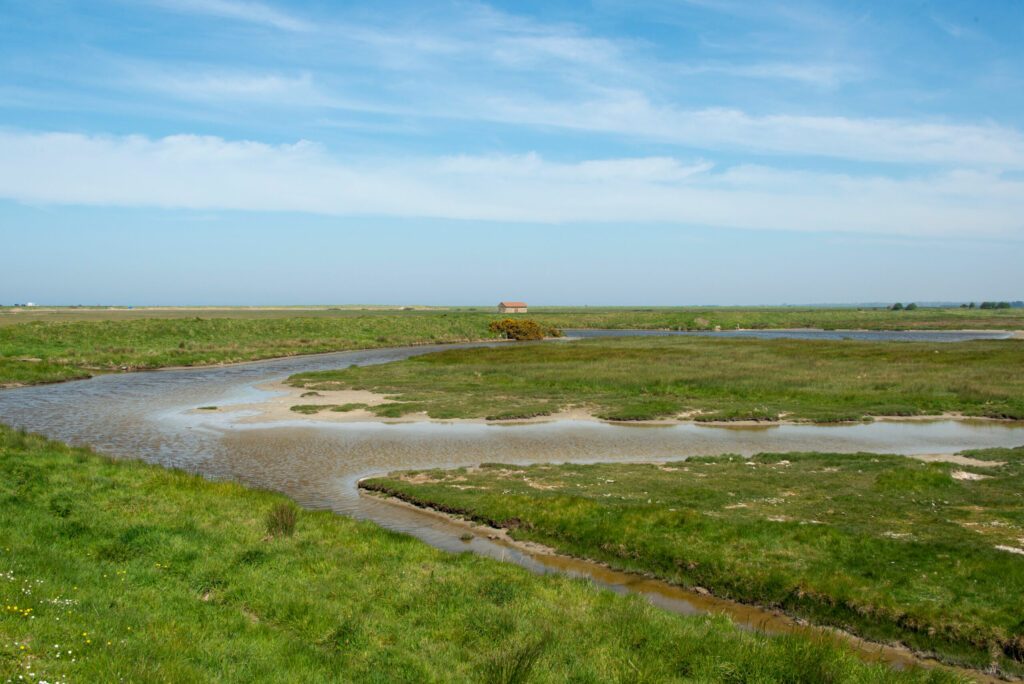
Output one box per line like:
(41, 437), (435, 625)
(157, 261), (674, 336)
(1, 0), (1022, 305)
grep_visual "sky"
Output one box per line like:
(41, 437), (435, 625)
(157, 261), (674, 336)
(1, 0), (1022, 305)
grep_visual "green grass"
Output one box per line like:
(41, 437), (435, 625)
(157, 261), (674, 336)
(0, 313), (500, 386)
(3, 305), (1023, 331)
(289, 336), (1024, 422)
(3, 306), (1022, 387)
(331, 402), (369, 412)
(0, 426), (961, 683)
(289, 403), (368, 414)
(363, 447), (1024, 676)
(527, 305), (1024, 333)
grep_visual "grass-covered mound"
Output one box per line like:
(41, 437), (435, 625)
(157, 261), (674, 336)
(0, 426), (960, 683)
(290, 336), (1024, 422)
(363, 448), (1024, 676)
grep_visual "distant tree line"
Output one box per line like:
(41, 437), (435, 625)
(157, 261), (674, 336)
(958, 302), (1016, 310)
(889, 301), (1020, 311)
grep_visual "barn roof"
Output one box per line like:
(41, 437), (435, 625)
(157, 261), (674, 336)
(499, 301), (527, 307)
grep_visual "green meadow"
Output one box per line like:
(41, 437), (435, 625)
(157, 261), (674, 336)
(2, 306), (1022, 388)
(363, 447), (1024, 676)
(289, 336), (1024, 422)
(0, 426), (964, 683)
(0, 313), (496, 387)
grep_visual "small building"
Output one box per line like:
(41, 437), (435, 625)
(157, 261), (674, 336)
(498, 301), (528, 314)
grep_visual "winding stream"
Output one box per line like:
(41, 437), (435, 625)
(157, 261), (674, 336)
(1, 330), (1021, 677)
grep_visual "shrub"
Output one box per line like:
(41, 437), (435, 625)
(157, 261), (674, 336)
(890, 303), (904, 311)
(488, 318), (561, 341)
(266, 502), (298, 537)
(905, 303), (918, 310)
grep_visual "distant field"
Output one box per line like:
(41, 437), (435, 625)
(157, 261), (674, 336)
(531, 306), (1024, 332)
(3, 304), (1024, 329)
(2, 306), (1023, 388)
(289, 336), (1024, 422)
(0, 306), (451, 326)
(0, 426), (960, 683)
(363, 446), (1024, 676)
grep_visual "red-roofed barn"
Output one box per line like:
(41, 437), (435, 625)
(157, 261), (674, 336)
(497, 301), (528, 314)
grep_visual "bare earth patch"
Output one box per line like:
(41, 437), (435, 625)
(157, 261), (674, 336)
(951, 470), (990, 481)
(995, 545), (1024, 556)
(910, 453), (1005, 468)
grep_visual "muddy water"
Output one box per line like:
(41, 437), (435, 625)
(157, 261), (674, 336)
(1, 336), (1021, 678)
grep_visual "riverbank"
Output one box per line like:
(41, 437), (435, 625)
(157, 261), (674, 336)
(288, 336), (1024, 423)
(361, 447), (1024, 678)
(0, 425), (962, 683)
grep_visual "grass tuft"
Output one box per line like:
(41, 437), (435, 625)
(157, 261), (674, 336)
(265, 502), (297, 537)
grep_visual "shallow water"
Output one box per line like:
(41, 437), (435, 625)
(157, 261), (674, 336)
(1, 336), (1021, 677)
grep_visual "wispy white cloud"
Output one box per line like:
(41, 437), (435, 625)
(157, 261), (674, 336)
(144, 0), (313, 32)
(675, 61), (862, 88)
(471, 92), (1024, 167)
(930, 15), (982, 40)
(1, 131), (1020, 239)
(109, 51), (1022, 168)
(95, 4), (1011, 169)
(134, 69), (325, 103)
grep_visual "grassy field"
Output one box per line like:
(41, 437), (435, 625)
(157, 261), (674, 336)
(527, 306), (1024, 332)
(0, 426), (964, 683)
(362, 447), (1024, 676)
(4, 305), (1024, 331)
(4, 304), (1023, 389)
(2, 306), (1022, 388)
(0, 313), (499, 387)
(289, 336), (1024, 422)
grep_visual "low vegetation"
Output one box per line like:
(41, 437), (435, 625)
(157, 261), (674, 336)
(289, 336), (1024, 422)
(363, 446), (1024, 676)
(488, 318), (562, 341)
(289, 403), (368, 414)
(525, 306), (1024, 332)
(3, 306), (1022, 387)
(0, 426), (960, 682)
(0, 313), (498, 387)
